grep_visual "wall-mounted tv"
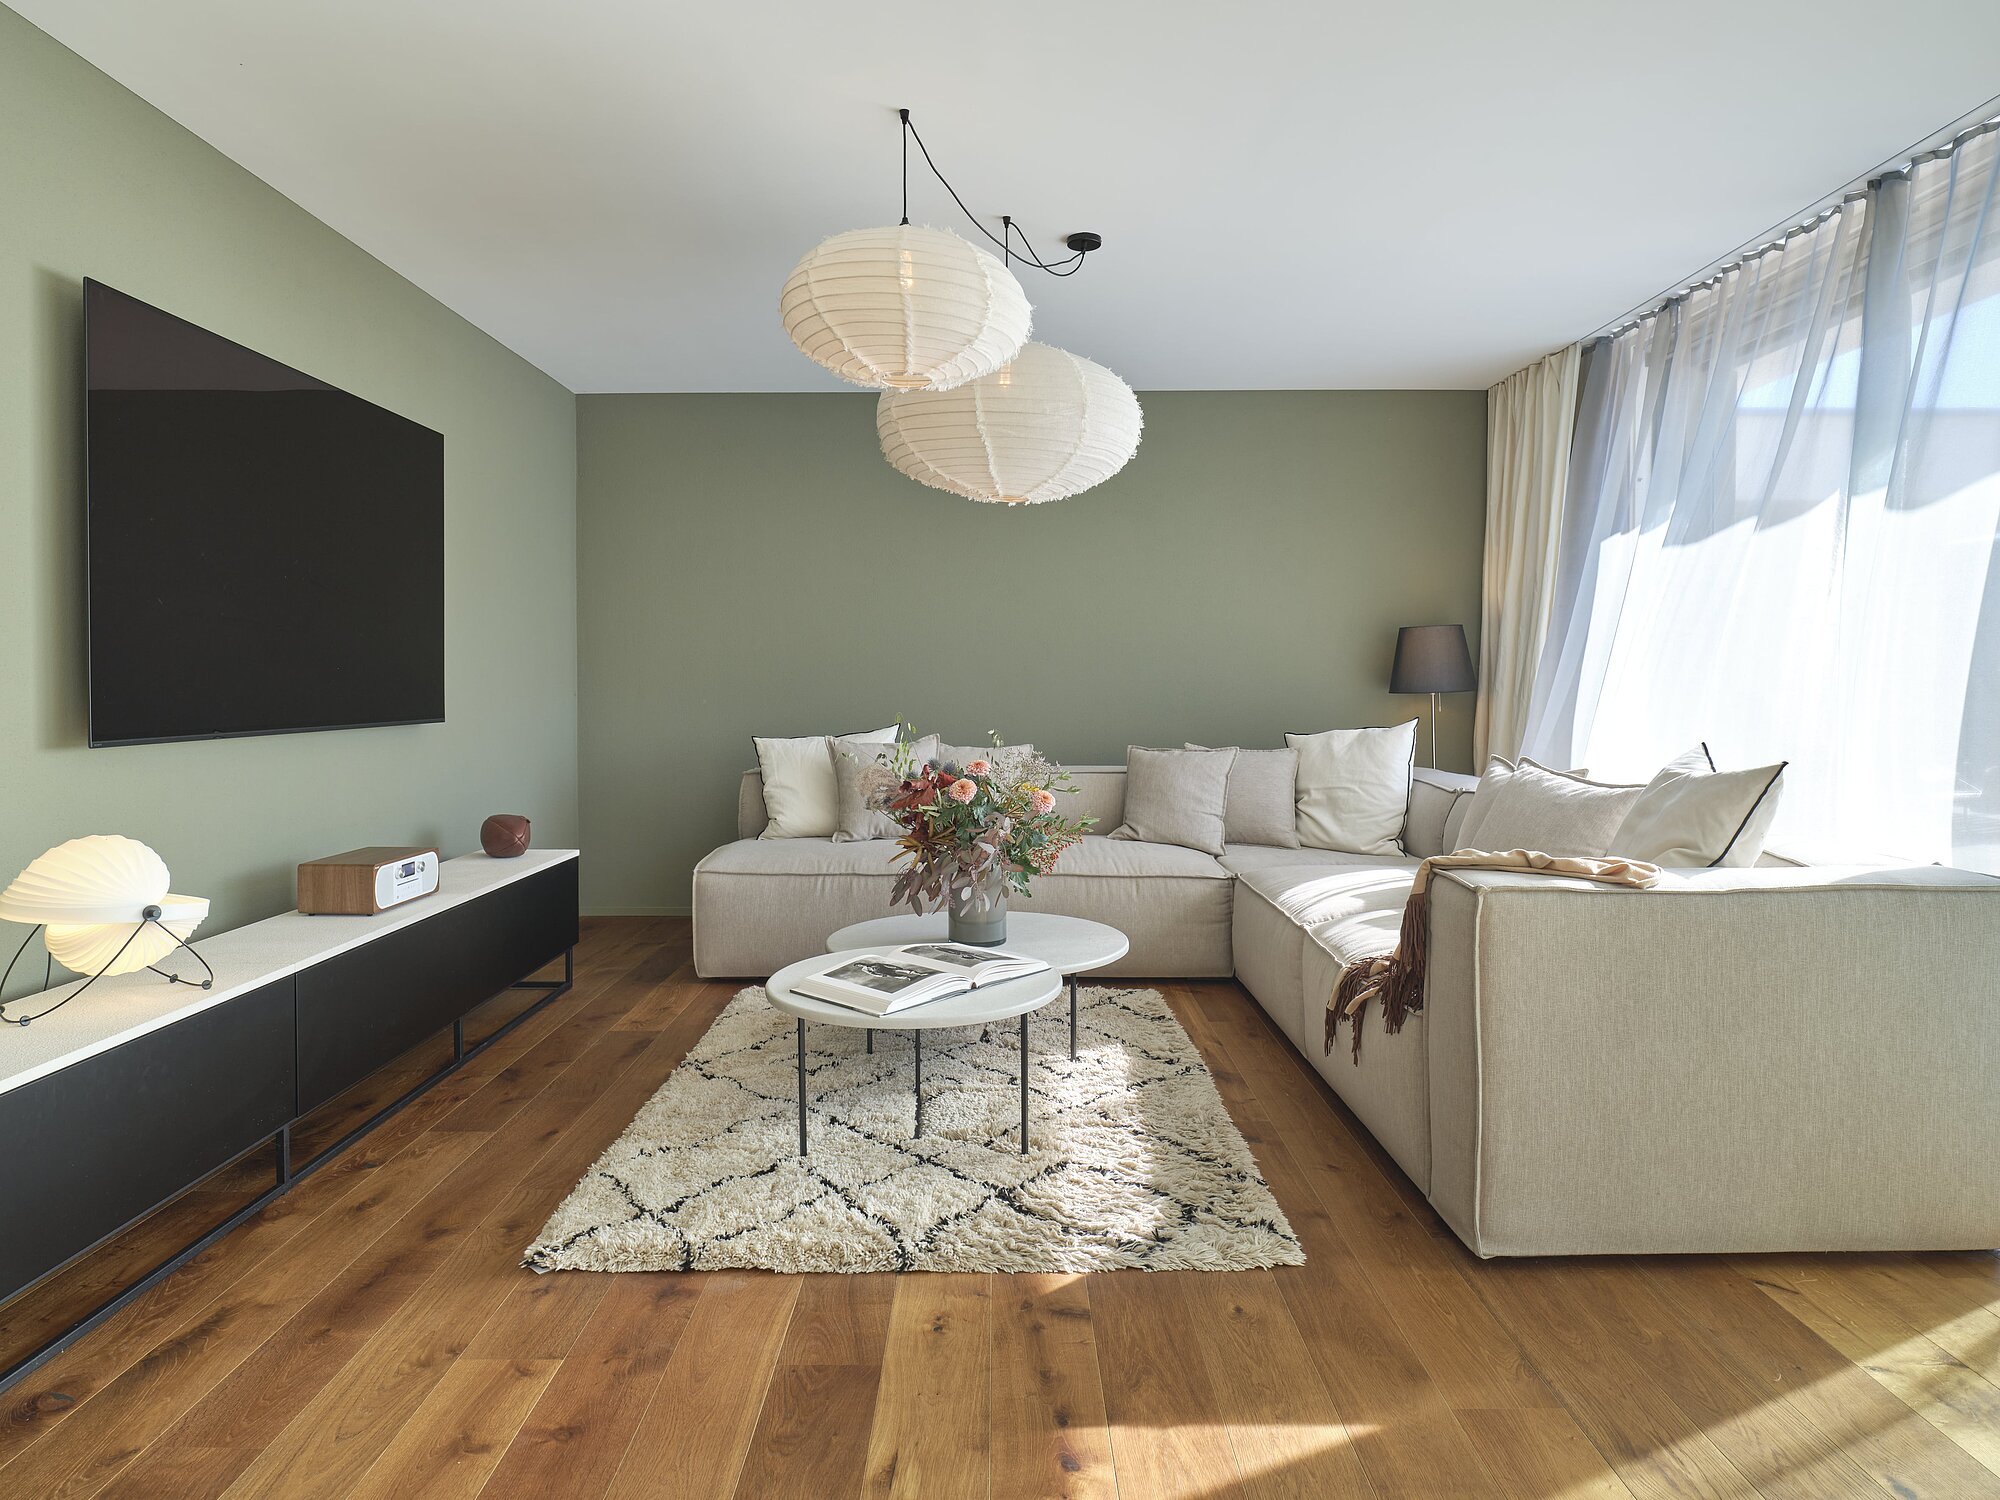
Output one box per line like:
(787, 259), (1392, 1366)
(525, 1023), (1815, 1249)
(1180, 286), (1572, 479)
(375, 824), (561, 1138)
(85, 280), (445, 747)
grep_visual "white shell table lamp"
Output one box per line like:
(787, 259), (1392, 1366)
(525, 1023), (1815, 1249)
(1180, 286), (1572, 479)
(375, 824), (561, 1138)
(0, 835), (211, 1026)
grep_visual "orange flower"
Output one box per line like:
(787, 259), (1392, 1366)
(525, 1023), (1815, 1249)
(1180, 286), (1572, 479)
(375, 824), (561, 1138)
(948, 778), (978, 804)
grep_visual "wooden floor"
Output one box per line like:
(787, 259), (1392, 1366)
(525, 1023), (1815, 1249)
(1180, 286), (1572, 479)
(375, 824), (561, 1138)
(5, 917), (2000, 1500)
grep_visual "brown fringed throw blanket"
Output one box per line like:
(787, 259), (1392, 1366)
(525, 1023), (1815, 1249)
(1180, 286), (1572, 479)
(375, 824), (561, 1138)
(1326, 850), (1663, 1061)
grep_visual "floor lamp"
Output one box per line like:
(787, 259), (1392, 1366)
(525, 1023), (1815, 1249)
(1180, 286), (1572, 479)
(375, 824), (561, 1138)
(1391, 624), (1476, 767)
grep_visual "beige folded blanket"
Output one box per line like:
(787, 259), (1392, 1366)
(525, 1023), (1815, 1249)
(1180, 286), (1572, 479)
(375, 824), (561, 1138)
(1326, 849), (1663, 1061)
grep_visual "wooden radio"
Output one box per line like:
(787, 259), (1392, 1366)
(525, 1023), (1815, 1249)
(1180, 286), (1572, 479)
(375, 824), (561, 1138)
(297, 846), (441, 915)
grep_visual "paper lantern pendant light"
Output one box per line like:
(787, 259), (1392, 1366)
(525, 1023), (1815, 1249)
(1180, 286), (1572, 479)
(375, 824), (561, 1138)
(780, 225), (1032, 391)
(0, 835), (209, 981)
(876, 341), (1143, 504)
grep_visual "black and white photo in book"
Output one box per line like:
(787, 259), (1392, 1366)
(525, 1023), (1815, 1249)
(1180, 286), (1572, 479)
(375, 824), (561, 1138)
(788, 944), (1052, 1016)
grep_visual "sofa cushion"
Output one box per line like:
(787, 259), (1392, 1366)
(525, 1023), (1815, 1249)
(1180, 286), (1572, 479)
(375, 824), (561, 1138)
(693, 833), (1234, 979)
(1219, 845), (1418, 877)
(1456, 757), (1642, 857)
(1611, 747), (1787, 867)
(1111, 746), (1236, 855)
(754, 726), (896, 838)
(1406, 769), (1478, 857)
(1186, 744), (1301, 847)
(832, 733), (938, 841)
(1287, 721), (1418, 856)
(1234, 861), (1416, 932)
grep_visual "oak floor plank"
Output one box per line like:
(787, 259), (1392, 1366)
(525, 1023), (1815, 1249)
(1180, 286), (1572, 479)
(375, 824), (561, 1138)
(1741, 1257), (2000, 1486)
(1665, 1258), (2000, 1500)
(345, 1357), (559, 1500)
(1178, 1268), (1379, 1500)
(1091, 1269), (1242, 1500)
(477, 1275), (700, 1500)
(605, 1271), (802, 1500)
(990, 1273), (1118, 1500)
(862, 1273), (992, 1500)
(1456, 1408), (1640, 1500)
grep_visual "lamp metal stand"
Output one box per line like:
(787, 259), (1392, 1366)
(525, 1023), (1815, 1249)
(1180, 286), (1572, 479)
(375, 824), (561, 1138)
(1428, 691), (1440, 768)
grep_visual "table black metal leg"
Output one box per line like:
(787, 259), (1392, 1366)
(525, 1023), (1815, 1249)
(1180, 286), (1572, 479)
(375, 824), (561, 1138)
(796, 1018), (807, 1155)
(1069, 976), (1078, 1059)
(866, 1028), (874, 1054)
(914, 1029), (923, 1137)
(1020, 1012), (1031, 1152)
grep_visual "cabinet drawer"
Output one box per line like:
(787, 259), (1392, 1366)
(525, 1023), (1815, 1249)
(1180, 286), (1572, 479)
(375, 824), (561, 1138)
(294, 860), (578, 1113)
(0, 977), (295, 1302)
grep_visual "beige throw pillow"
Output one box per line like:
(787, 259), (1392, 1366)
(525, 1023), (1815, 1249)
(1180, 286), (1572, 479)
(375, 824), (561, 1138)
(1185, 744), (1301, 847)
(754, 726), (897, 838)
(1611, 747), (1787, 867)
(1455, 758), (1644, 857)
(1286, 722), (1416, 856)
(1110, 747), (1237, 856)
(938, 742), (1031, 769)
(832, 734), (939, 841)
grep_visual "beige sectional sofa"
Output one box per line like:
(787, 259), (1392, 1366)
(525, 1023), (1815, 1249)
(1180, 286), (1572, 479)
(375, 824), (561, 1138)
(695, 764), (2000, 1256)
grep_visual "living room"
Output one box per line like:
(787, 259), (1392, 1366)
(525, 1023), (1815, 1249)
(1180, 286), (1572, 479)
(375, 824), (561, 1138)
(2, 3), (1998, 1497)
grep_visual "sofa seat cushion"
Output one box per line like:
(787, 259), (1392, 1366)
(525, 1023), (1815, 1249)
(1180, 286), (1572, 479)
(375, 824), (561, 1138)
(1048, 835), (1233, 881)
(696, 836), (905, 878)
(1232, 861), (1416, 934)
(1219, 845), (1418, 877)
(693, 835), (1233, 979)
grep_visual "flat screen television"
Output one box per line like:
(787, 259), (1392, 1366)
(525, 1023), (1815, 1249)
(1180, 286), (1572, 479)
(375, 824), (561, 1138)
(85, 280), (445, 746)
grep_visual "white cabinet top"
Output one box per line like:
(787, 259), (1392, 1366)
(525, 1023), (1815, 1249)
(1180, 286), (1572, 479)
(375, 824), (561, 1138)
(0, 849), (578, 1098)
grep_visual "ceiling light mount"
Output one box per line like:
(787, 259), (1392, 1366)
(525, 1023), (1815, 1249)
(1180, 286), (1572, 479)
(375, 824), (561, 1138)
(1065, 232), (1103, 254)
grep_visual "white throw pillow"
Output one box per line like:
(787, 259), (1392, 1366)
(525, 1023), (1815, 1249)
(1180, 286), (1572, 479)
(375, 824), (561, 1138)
(755, 726), (897, 839)
(832, 733), (939, 842)
(1454, 758), (1643, 857)
(1285, 721), (1417, 856)
(1610, 747), (1787, 867)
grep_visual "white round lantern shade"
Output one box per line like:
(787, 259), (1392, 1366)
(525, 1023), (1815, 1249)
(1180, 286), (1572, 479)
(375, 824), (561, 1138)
(0, 835), (208, 978)
(876, 342), (1143, 504)
(780, 225), (1032, 391)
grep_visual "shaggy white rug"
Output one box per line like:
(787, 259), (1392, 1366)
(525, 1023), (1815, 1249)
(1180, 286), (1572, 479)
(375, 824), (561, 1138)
(525, 985), (1303, 1274)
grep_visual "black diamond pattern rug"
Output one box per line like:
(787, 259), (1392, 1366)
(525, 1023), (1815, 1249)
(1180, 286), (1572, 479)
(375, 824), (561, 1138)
(524, 985), (1304, 1273)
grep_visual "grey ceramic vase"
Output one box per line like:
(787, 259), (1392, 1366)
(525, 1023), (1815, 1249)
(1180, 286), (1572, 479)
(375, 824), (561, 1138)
(946, 866), (1008, 946)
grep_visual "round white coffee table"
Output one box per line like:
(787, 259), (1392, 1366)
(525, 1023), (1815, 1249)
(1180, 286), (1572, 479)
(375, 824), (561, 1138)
(766, 953), (1063, 1155)
(827, 912), (1129, 1063)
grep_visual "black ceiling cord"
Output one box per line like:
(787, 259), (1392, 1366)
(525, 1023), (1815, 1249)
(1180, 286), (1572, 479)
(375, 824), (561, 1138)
(896, 108), (1099, 277)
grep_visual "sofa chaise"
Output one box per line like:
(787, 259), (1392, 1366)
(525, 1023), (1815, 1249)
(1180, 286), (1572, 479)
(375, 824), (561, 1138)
(694, 764), (2000, 1256)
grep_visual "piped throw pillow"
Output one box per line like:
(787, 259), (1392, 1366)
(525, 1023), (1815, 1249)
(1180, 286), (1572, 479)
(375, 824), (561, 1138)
(1185, 744), (1301, 847)
(1110, 746), (1237, 856)
(1610, 746), (1787, 867)
(754, 726), (897, 839)
(1454, 758), (1643, 857)
(832, 733), (939, 841)
(1285, 721), (1417, 856)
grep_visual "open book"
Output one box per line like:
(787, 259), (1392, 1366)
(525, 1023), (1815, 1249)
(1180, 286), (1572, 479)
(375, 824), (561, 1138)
(790, 943), (1052, 1017)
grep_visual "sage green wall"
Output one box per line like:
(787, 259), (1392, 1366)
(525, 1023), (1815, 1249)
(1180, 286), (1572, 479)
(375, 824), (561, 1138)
(578, 390), (1485, 915)
(1, 8), (578, 995)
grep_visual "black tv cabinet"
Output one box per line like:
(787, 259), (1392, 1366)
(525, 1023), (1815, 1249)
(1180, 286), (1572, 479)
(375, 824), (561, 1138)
(0, 849), (579, 1393)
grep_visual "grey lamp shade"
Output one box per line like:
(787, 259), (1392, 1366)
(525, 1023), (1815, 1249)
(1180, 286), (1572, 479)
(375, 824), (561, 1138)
(1390, 624), (1476, 694)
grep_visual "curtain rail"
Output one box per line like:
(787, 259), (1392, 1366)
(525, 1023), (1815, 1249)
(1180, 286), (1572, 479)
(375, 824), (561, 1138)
(1584, 98), (2000, 344)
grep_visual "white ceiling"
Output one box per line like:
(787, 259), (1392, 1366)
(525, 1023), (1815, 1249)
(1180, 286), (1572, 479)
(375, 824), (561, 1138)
(19, 1), (2000, 392)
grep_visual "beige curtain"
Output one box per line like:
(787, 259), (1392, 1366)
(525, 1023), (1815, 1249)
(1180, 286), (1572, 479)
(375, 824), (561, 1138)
(1475, 344), (1580, 765)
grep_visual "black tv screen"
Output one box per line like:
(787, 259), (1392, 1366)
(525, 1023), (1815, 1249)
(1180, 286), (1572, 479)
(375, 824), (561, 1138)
(85, 280), (444, 746)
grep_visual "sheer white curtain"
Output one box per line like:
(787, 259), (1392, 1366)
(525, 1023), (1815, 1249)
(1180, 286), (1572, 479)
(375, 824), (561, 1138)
(1477, 345), (1581, 764)
(1522, 125), (2000, 871)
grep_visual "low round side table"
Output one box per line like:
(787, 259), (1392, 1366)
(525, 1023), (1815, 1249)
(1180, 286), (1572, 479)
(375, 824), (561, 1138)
(827, 912), (1130, 1062)
(765, 955), (1062, 1155)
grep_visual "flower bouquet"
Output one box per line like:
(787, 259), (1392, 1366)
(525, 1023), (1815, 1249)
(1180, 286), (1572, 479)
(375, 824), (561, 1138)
(858, 739), (1095, 945)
